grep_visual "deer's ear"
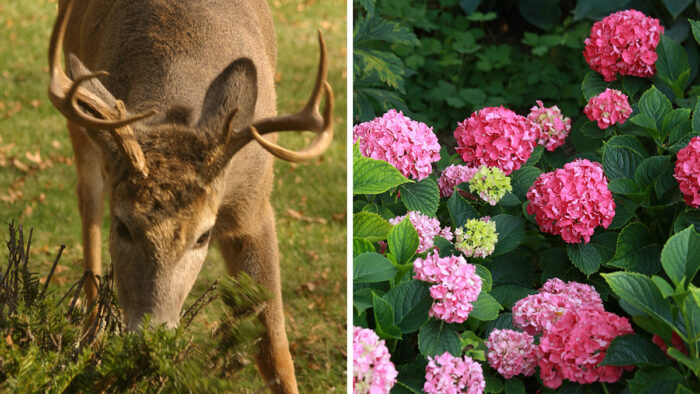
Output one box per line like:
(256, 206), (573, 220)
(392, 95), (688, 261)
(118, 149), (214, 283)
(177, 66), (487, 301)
(197, 57), (258, 133)
(66, 53), (118, 108)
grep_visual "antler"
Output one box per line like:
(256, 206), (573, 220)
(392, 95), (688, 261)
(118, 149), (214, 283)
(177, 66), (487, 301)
(223, 30), (334, 162)
(48, 0), (155, 177)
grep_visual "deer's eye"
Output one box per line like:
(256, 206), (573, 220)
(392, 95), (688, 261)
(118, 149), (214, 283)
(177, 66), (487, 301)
(194, 229), (212, 248)
(115, 218), (133, 243)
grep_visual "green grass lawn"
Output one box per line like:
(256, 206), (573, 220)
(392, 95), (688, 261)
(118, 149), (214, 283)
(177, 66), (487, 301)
(0, 0), (347, 392)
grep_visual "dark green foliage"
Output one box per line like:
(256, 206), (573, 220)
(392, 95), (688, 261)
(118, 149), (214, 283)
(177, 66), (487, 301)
(0, 222), (270, 392)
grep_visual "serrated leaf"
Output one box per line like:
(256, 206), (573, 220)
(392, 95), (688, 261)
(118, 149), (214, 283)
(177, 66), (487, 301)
(567, 243), (602, 276)
(475, 264), (492, 292)
(384, 281), (432, 333)
(470, 292), (502, 321)
(354, 288), (383, 313)
(673, 209), (700, 233)
(353, 237), (376, 257)
(662, 109), (691, 142)
(510, 166), (542, 201)
(603, 271), (674, 327)
(608, 196), (639, 229)
(354, 211), (393, 242)
(608, 222), (661, 275)
(691, 19), (700, 46)
(639, 86), (673, 130)
(661, 225), (700, 288)
(373, 293), (402, 339)
(418, 320), (461, 357)
(388, 218), (419, 265)
(448, 192), (478, 228)
(573, 0), (632, 21)
(601, 334), (668, 367)
(354, 252), (398, 283)
(490, 284), (537, 308)
(635, 156), (671, 189)
(399, 177), (440, 216)
(492, 215), (524, 256)
(353, 145), (412, 194)
(603, 145), (645, 180)
(353, 14), (419, 46)
(662, 0), (692, 19)
(656, 35), (691, 97)
(581, 70), (607, 100)
(628, 366), (684, 394)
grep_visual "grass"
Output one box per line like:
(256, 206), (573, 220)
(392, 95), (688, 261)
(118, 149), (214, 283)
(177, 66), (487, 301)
(0, 0), (347, 392)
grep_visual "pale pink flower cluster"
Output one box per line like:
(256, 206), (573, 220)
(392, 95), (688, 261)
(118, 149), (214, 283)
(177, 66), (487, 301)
(526, 159), (615, 243)
(424, 352), (485, 394)
(513, 278), (603, 335)
(583, 9), (663, 82)
(511, 279), (633, 389)
(527, 100), (571, 151)
(437, 164), (479, 198)
(485, 329), (539, 379)
(453, 106), (538, 175)
(389, 211), (453, 253)
(353, 327), (398, 394)
(674, 136), (700, 208)
(413, 251), (481, 323)
(353, 109), (440, 180)
(584, 88), (632, 129)
(538, 305), (633, 389)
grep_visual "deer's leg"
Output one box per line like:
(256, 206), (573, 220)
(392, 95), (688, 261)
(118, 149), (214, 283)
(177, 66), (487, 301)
(68, 122), (104, 311)
(218, 201), (298, 394)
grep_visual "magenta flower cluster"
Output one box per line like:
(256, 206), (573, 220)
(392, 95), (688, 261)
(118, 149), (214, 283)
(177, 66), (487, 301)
(674, 136), (700, 208)
(527, 100), (571, 151)
(453, 106), (538, 175)
(583, 9), (663, 82)
(353, 109), (440, 180)
(437, 164), (479, 198)
(485, 329), (539, 379)
(353, 327), (398, 394)
(413, 251), (481, 323)
(509, 279), (633, 389)
(584, 88), (632, 129)
(526, 159), (615, 243)
(389, 211), (453, 253)
(424, 352), (485, 394)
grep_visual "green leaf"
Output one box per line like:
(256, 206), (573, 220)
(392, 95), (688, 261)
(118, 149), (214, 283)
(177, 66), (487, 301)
(490, 284), (537, 308)
(690, 19), (700, 46)
(510, 166), (542, 201)
(608, 177), (643, 196)
(608, 222), (662, 275)
(602, 145), (645, 180)
(635, 156), (671, 189)
(353, 211), (392, 242)
(353, 145), (412, 194)
(470, 292), (503, 321)
(608, 196), (639, 230)
(631, 112), (659, 133)
(602, 271), (674, 327)
(661, 109), (691, 142)
(418, 320), (461, 357)
(567, 243), (602, 276)
(523, 145), (544, 167)
(656, 34), (691, 97)
(673, 209), (700, 233)
(448, 192), (479, 228)
(668, 347), (700, 375)
(503, 378), (525, 394)
(475, 264), (492, 292)
(373, 293), (402, 340)
(353, 253), (398, 283)
(628, 366), (684, 394)
(399, 177), (440, 216)
(573, 0), (633, 21)
(388, 218), (419, 265)
(353, 14), (419, 46)
(353, 288), (382, 313)
(661, 225), (700, 288)
(638, 86), (673, 130)
(383, 281), (432, 333)
(357, 0), (376, 14)
(662, 0), (692, 19)
(693, 96), (700, 134)
(600, 334), (668, 367)
(652, 276), (675, 298)
(353, 237), (376, 257)
(492, 215), (525, 256)
(459, 0), (483, 14)
(581, 70), (607, 100)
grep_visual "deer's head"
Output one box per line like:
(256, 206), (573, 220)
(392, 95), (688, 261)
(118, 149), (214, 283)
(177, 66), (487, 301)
(48, 1), (333, 329)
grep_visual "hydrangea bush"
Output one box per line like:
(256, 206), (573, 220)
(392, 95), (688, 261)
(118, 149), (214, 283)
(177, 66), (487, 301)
(353, 5), (700, 394)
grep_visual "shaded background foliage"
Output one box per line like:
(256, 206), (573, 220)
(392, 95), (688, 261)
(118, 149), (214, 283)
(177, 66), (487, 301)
(354, 0), (700, 136)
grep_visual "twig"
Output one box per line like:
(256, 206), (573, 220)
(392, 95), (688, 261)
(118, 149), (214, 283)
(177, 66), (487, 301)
(40, 244), (65, 298)
(181, 278), (220, 329)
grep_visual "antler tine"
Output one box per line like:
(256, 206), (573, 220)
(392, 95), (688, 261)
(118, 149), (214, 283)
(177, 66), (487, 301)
(48, 0), (156, 130)
(227, 30), (334, 163)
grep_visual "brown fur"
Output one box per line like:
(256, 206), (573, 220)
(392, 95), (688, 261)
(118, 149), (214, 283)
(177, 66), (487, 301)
(51, 1), (328, 392)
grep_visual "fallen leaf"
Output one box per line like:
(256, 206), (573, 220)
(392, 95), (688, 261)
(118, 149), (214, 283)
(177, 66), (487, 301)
(25, 150), (41, 164)
(284, 209), (327, 224)
(5, 334), (12, 346)
(51, 140), (62, 149)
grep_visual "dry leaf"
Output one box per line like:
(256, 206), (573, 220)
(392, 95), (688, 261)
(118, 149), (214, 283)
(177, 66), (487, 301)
(25, 150), (41, 164)
(284, 209), (327, 224)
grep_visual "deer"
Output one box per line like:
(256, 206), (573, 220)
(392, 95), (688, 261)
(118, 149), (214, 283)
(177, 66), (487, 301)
(47, 0), (334, 392)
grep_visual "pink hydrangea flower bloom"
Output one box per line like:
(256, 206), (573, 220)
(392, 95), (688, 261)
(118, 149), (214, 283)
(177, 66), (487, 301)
(652, 332), (688, 359)
(389, 211), (453, 253)
(485, 329), (540, 379)
(353, 327), (398, 394)
(674, 136), (700, 208)
(539, 277), (603, 309)
(454, 106), (538, 175)
(526, 159), (616, 243)
(538, 306), (634, 389)
(437, 164), (479, 198)
(527, 100), (571, 151)
(424, 352), (485, 394)
(584, 88), (632, 129)
(413, 251), (482, 323)
(353, 109), (441, 180)
(583, 9), (663, 82)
